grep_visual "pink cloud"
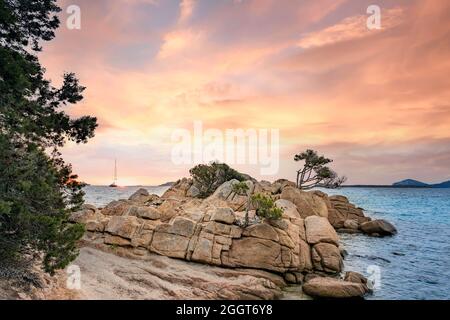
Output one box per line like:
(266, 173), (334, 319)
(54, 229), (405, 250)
(36, 0), (450, 184)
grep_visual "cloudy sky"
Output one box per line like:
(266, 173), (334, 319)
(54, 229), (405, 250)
(40, 0), (450, 185)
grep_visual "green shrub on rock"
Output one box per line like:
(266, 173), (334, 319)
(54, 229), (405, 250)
(251, 194), (283, 220)
(231, 181), (250, 198)
(189, 162), (245, 198)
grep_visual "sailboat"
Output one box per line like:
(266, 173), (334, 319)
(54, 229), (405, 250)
(109, 159), (118, 187)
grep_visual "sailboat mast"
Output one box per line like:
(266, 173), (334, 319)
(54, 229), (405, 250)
(114, 159), (117, 183)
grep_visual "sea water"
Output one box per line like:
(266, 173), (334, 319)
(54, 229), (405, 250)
(319, 187), (450, 300)
(83, 185), (450, 300)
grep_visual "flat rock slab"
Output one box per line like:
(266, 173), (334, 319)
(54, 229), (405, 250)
(69, 247), (285, 300)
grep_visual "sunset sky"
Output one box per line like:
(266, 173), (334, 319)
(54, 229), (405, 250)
(39, 0), (450, 185)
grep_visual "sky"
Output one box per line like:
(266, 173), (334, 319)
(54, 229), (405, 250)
(39, 0), (450, 185)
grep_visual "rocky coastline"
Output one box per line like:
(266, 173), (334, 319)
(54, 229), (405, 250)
(62, 177), (397, 300)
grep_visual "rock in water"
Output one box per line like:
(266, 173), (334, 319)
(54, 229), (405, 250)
(327, 195), (370, 228)
(344, 271), (368, 285)
(360, 219), (397, 236)
(343, 219), (359, 230)
(303, 277), (369, 298)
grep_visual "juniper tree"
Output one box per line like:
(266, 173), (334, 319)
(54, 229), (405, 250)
(294, 149), (346, 189)
(0, 0), (97, 274)
(250, 194), (283, 220)
(189, 162), (244, 198)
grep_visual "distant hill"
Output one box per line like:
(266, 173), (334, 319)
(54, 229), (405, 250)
(391, 179), (450, 188)
(392, 179), (430, 187)
(432, 180), (450, 188)
(158, 181), (175, 187)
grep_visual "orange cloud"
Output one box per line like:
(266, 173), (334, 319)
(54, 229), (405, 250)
(37, 0), (450, 185)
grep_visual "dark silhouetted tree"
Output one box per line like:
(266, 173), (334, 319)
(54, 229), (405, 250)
(0, 0), (97, 274)
(294, 149), (346, 189)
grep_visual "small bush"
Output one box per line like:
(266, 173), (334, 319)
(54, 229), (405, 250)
(231, 181), (250, 197)
(251, 194), (283, 220)
(189, 162), (245, 198)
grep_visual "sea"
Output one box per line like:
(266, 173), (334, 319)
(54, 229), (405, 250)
(83, 185), (450, 300)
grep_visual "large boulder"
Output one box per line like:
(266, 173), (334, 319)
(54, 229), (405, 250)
(344, 271), (368, 285)
(303, 277), (369, 298)
(275, 199), (301, 220)
(127, 206), (162, 220)
(157, 198), (184, 221)
(105, 216), (141, 239)
(150, 232), (190, 259)
(280, 187), (328, 218)
(242, 224), (279, 242)
(304, 216), (339, 246)
(211, 207), (236, 224)
(128, 188), (159, 204)
(311, 243), (343, 273)
(155, 217), (196, 238)
(207, 180), (253, 211)
(191, 236), (214, 264)
(298, 239), (313, 271)
(225, 237), (289, 272)
(209, 179), (240, 200)
(69, 205), (98, 223)
(70, 205), (110, 233)
(186, 185), (200, 198)
(271, 179), (296, 194)
(161, 178), (193, 199)
(101, 200), (131, 216)
(343, 219), (359, 230)
(104, 235), (131, 246)
(327, 195), (370, 228)
(252, 180), (273, 195)
(360, 219), (397, 236)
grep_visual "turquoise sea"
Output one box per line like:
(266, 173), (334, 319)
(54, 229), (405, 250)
(321, 187), (450, 300)
(83, 186), (450, 300)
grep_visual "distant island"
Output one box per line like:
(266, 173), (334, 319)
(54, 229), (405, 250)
(393, 179), (450, 188)
(158, 181), (175, 187)
(343, 179), (450, 188)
